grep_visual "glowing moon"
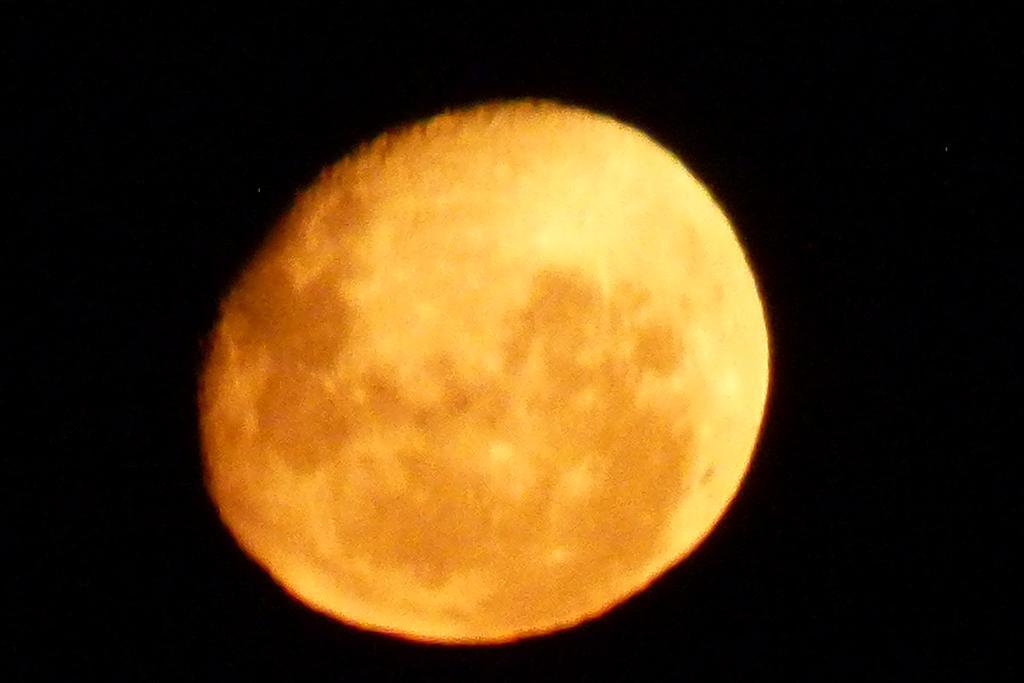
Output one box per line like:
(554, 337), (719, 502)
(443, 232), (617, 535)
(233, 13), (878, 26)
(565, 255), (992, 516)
(199, 99), (770, 644)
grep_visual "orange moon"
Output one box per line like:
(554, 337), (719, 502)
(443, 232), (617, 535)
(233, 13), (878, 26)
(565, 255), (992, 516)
(199, 99), (770, 644)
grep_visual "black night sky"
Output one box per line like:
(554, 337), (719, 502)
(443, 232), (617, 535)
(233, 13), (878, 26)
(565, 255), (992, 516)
(11, 6), (1015, 680)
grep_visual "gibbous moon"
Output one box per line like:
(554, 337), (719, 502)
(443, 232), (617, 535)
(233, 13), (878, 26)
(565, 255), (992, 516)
(199, 99), (770, 644)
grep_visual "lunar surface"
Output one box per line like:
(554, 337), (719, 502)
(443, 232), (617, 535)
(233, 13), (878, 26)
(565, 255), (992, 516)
(199, 99), (770, 644)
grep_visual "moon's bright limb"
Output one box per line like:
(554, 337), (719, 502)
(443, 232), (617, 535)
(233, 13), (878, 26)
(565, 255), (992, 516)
(199, 99), (770, 644)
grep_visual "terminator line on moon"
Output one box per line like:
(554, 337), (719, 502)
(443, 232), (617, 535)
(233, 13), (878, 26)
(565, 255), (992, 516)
(199, 99), (770, 644)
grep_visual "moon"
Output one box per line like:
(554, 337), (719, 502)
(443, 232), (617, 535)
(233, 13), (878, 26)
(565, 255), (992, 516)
(199, 99), (770, 644)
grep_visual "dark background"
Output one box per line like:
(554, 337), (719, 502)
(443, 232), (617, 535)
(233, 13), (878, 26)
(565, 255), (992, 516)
(10, 5), (1016, 680)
